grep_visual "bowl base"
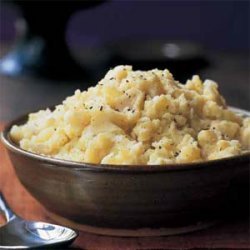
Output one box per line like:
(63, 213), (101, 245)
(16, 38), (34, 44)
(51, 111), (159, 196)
(48, 211), (218, 237)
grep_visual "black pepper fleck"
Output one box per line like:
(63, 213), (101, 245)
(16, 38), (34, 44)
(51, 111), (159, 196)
(174, 151), (181, 157)
(100, 106), (103, 111)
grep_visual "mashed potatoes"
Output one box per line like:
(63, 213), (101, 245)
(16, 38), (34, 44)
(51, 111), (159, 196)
(10, 66), (250, 165)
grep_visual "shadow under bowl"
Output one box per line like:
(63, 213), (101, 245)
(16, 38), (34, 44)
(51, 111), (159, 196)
(1, 109), (250, 236)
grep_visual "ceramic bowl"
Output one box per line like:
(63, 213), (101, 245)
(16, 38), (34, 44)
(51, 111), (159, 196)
(1, 107), (250, 236)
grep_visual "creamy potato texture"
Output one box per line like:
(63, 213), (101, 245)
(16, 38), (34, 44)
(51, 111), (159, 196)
(10, 66), (250, 165)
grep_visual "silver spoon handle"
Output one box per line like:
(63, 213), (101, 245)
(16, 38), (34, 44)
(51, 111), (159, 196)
(0, 192), (16, 222)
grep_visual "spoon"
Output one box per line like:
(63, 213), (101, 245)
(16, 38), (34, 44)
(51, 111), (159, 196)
(0, 192), (78, 249)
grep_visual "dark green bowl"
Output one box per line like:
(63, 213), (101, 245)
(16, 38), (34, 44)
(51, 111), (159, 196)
(1, 107), (250, 236)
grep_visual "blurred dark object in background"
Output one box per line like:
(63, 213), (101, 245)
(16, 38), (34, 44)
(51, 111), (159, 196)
(110, 39), (209, 82)
(0, 0), (248, 85)
(0, 0), (105, 80)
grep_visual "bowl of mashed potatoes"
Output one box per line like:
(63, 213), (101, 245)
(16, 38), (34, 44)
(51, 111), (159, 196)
(1, 66), (250, 236)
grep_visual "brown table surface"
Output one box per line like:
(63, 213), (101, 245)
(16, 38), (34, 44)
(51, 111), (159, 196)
(0, 122), (250, 249)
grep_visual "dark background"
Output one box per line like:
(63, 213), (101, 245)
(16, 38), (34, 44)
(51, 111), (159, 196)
(0, 0), (249, 122)
(1, 0), (249, 51)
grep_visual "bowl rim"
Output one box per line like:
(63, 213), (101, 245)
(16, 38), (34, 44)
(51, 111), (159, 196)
(1, 106), (250, 173)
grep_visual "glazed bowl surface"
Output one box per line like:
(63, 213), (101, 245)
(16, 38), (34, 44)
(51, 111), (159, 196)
(1, 107), (250, 236)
